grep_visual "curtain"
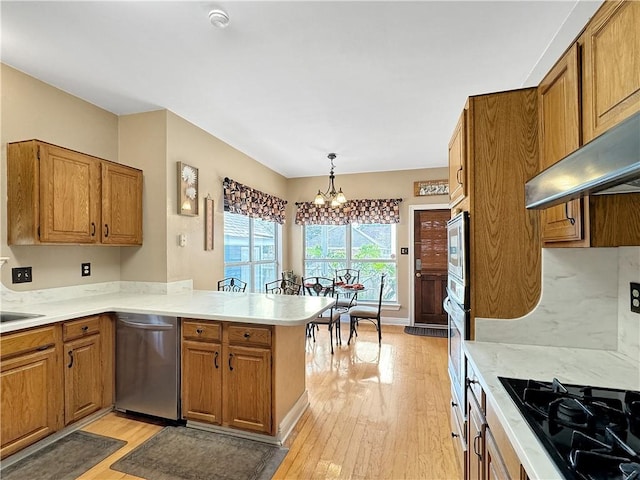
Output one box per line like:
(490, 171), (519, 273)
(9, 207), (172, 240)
(295, 198), (402, 225)
(223, 177), (287, 224)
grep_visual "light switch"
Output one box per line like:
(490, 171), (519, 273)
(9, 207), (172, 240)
(179, 234), (187, 247)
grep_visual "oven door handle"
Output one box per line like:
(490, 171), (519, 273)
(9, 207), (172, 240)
(443, 295), (452, 315)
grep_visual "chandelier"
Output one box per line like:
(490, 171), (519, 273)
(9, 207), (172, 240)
(314, 153), (347, 207)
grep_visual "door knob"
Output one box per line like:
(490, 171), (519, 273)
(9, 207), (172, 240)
(415, 272), (421, 278)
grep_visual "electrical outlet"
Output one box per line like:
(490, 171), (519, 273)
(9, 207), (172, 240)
(12, 266), (32, 284)
(82, 263), (91, 277)
(631, 282), (640, 314)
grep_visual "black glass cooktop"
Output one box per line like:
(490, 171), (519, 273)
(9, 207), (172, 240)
(499, 377), (640, 480)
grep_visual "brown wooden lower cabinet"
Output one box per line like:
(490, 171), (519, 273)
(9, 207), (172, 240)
(181, 319), (274, 436)
(0, 326), (63, 459)
(466, 360), (530, 480)
(0, 315), (115, 459)
(182, 340), (223, 424)
(63, 334), (102, 425)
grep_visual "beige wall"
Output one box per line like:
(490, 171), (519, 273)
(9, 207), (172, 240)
(1, 64), (121, 290)
(164, 111), (288, 290)
(1, 63), (447, 310)
(119, 110), (169, 283)
(287, 167), (449, 321)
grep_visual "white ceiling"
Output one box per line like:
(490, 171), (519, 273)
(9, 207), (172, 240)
(1, 1), (603, 178)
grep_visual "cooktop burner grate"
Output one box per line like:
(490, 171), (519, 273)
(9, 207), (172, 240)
(499, 377), (640, 480)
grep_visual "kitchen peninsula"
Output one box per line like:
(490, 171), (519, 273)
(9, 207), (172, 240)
(0, 288), (334, 459)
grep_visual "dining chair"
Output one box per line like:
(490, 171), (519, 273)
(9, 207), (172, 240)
(265, 278), (302, 295)
(334, 268), (360, 311)
(302, 276), (341, 354)
(347, 273), (386, 346)
(217, 277), (247, 292)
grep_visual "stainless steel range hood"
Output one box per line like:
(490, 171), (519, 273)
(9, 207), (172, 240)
(525, 111), (640, 209)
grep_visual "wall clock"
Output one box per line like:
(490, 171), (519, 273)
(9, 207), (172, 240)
(178, 162), (199, 216)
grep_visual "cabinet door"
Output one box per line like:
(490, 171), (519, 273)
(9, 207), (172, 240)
(467, 391), (485, 480)
(448, 110), (467, 207)
(582, 0), (640, 142)
(1, 347), (62, 459)
(182, 340), (222, 424)
(224, 345), (272, 434)
(39, 144), (101, 243)
(101, 162), (143, 245)
(538, 44), (584, 245)
(485, 428), (510, 480)
(64, 335), (102, 425)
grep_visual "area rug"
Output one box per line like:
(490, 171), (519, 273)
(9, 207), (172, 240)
(404, 326), (448, 338)
(110, 426), (288, 480)
(1, 430), (126, 480)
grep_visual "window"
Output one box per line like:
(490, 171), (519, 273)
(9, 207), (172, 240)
(304, 223), (397, 303)
(224, 213), (280, 292)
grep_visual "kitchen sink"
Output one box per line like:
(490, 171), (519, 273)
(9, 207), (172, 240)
(0, 312), (44, 323)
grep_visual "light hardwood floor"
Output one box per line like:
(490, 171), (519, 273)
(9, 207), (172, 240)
(80, 323), (461, 480)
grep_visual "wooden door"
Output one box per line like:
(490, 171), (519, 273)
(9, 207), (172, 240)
(101, 162), (143, 245)
(224, 345), (272, 434)
(448, 110), (467, 207)
(582, 0), (640, 142)
(39, 144), (100, 243)
(1, 347), (61, 459)
(538, 44), (585, 245)
(182, 340), (222, 425)
(414, 209), (449, 325)
(64, 335), (102, 425)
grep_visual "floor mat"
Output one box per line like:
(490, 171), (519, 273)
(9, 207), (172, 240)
(1, 430), (126, 480)
(110, 426), (288, 480)
(404, 326), (448, 337)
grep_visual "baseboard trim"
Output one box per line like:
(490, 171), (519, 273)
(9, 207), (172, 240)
(276, 390), (309, 444)
(187, 420), (283, 446)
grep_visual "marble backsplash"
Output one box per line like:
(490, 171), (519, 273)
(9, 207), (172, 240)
(0, 279), (193, 307)
(475, 247), (640, 357)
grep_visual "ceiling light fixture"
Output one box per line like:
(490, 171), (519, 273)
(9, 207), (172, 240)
(208, 8), (230, 28)
(314, 153), (347, 207)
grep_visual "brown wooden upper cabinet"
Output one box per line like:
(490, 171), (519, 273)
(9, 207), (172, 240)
(7, 140), (143, 246)
(538, 44), (584, 245)
(448, 109), (467, 208)
(582, 0), (640, 143)
(536, 0), (640, 247)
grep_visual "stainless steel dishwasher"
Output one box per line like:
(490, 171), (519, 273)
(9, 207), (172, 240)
(115, 313), (180, 420)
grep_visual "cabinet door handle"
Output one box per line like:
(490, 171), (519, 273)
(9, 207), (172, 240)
(473, 432), (482, 460)
(81, 325), (89, 332)
(456, 166), (463, 185)
(68, 350), (74, 368)
(91, 222), (96, 236)
(214, 351), (219, 369)
(228, 353), (234, 371)
(196, 328), (203, 335)
(564, 203), (576, 225)
(451, 400), (457, 407)
(104, 224), (109, 237)
(451, 432), (459, 439)
(243, 332), (251, 339)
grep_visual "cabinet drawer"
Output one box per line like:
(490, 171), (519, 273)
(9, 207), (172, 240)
(183, 320), (221, 342)
(228, 325), (272, 347)
(63, 316), (100, 341)
(1, 326), (57, 359)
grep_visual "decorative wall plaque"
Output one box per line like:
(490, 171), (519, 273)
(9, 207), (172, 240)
(414, 179), (449, 197)
(178, 162), (199, 216)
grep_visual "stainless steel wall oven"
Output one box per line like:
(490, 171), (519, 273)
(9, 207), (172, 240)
(445, 211), (470, 422)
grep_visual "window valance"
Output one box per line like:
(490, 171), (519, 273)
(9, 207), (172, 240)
(295, 198), (402, 226)
(223, 177), (288, 224)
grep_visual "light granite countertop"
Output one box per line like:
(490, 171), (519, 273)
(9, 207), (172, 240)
(0, 290), (335, 334)
(464, 341), (640, 480)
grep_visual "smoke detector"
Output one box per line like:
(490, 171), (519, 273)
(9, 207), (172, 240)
(209, 8), (230, 28)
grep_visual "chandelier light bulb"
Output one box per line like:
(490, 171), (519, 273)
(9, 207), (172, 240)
(312, 153), (346, 208)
